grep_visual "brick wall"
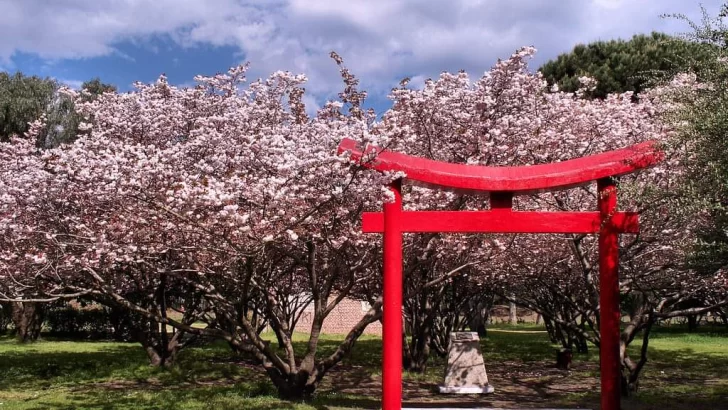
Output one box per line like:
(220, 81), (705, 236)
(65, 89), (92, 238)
(295, 296), (382, 335)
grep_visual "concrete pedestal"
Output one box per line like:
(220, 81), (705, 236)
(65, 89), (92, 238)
(438, 332), (494, 394)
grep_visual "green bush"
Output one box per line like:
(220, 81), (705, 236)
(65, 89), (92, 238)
(0, 302), (12, 333)
(44, 304), (135, 341)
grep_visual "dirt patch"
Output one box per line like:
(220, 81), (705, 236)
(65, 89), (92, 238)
(322, 359), (728, 409)
(75, 355), (728, 410)
(322, 359), (599, 409)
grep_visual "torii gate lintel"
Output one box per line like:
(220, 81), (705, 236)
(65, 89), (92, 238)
(338, 138), (663, 410)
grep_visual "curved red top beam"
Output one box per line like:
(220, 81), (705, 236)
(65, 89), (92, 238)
(338, 138), (663, 193)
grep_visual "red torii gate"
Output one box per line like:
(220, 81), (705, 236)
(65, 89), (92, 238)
(338, 138), (664, 410)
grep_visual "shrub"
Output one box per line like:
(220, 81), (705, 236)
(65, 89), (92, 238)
(44, 304), (135, 341)
(0, 302), (12, 334)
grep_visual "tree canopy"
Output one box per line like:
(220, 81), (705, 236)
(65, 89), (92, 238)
(79, 78), (117, 99)
(39, 77), (117, 148)
(0, 72), (116, 146)
(660, 7), (728, 277)
(0, 72), (56, 142)
(539, 32), (714, 99)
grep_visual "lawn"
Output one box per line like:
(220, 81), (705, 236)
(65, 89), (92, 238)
(0, 324), (726, 409)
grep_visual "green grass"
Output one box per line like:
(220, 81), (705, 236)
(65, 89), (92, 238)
(0, 323), (726, 409)
(626, 326), (728, 408)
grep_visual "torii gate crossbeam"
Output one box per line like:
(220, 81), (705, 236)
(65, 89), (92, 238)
(338, 138), (663, 410)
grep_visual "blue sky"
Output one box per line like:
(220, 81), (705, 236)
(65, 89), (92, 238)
(0, 0), (723, 112)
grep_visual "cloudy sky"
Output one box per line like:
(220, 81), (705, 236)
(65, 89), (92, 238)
(0, 0), (723, 110)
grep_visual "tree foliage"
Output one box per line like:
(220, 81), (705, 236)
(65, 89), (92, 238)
(40, 78), (116, 148)
(79, 78), (117, 99)
(0, 72), (56, 142)
(0, 62), (389, 399)
(0, 72), (116, 147)
(662, 7), (728, 278)
(539, 32), (714, 99)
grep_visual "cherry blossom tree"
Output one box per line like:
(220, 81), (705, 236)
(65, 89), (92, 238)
(3, 45), (727, 400)
(0, 59), (392, 397)
(367, 47), (726, 390)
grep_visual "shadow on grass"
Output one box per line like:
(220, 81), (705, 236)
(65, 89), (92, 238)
(310, 394), (381, 410)
(0, 335), (258, 392)
(24, 385), (302, 410)
(0, 343), (147, 390)
(1, 327), (727, 410)
(22, 382), (381, 410)
(642, 345), (728, 385)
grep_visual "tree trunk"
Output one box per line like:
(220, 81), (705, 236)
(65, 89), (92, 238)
(404, 339), (431, 373)
(717, 309), (728, 327)
(225, 330), (321, 401)
(620, 310), (654, 396)
(132, 320), (183, 367)
(267, 370), (317, 401)
(544, 317), (559, 343)
(276, 382), (315, 401)
(509, 300), (517, 324)
(404, 352), (430, 373)
(470, 320), (487, 338)
(574, 334), (589, 354)
(571, 317), (589, 354)
(404, 314), (433, 372)
(144, 334), (181, 367)
(556, 348), (573, 370)
(0, 302), (12, 334)
(273, 323), (287, 348)
(468, 301), (488, 337)
(145, 345), (171, 367)
(11, 302), (44, 343)
(687, 314), (698, 332)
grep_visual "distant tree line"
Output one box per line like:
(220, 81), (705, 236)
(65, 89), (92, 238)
(0, 72), (115, 147)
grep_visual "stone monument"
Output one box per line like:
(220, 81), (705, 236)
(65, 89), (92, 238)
(438, 332), (494, 394)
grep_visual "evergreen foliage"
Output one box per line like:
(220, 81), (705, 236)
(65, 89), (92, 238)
(0, 71), (116, 147)
(667, 8), (728, 275)
(0, 72), (56, 142)
(540, 32), (714, 98)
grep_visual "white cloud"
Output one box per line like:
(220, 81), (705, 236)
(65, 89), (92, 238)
(302, 93), (320, 117)
(593, 0), (628, 10)
(0, 0), (723, 100)
(57, 78), (84, 90)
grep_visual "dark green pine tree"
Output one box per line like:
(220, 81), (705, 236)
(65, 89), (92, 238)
(79, 77), (117, 99)
(539, 32), (715, 99)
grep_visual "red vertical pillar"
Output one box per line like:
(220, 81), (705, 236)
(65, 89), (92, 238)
(598, 177), (621, 410)
(383, 179), (403, 410)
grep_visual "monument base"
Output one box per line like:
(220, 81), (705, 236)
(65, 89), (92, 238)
(438, 384), (495, 394)
(439, 332), (493, 395)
